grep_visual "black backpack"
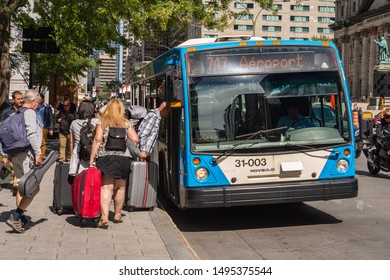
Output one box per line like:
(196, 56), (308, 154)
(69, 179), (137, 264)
(78, 119), (94, 161)
(105, 127), (127, 151)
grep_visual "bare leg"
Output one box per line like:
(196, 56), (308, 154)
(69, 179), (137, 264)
(100, 176), (114, 224)
(17, 186), (40, 211)
(112, 178), (126, 221)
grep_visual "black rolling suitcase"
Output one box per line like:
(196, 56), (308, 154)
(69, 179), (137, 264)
(53, 163), (74, 215)
(125, 161), (158, 211)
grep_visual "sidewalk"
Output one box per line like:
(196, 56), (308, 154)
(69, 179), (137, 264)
(0, 140), (197, 260)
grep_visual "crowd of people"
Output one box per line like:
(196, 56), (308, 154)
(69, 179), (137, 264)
(0, 90), (167, 233)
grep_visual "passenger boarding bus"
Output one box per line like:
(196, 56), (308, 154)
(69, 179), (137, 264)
(131, 36), (358, 209)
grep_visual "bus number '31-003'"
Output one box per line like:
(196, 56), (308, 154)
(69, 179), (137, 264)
(235, 158), (267, 167)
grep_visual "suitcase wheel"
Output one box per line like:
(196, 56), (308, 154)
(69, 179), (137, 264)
(57, 208), (64, 215)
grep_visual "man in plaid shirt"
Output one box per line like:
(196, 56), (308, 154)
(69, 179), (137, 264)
(138, 102), (170, 161)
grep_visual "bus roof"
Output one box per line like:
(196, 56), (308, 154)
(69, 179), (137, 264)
(177, 35), (265, 47)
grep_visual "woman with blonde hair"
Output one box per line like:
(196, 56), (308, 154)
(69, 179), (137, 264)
(89, 99), (138, 229)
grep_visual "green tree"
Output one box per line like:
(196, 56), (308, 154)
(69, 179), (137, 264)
(0, 0), (234, 106)
(311, 35), (333, 42)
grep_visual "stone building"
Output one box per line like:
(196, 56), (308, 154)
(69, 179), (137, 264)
(331, 0), (390, 101)
(203, 0), (336, 40)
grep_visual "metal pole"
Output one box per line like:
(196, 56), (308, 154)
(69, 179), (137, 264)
(29, 38), (33, 89)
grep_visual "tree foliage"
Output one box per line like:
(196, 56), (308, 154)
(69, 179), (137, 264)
(1, 0), (238, 105)
(0, 0), (283, 105)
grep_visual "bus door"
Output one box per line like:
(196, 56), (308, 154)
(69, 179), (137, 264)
(165, 73), (180, 205)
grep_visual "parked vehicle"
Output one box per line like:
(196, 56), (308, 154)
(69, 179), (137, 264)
(364, 125), (390, 174)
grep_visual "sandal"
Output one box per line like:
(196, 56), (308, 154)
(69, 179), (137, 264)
(97, 220), (109, 229)
(113, 217), (123, 224)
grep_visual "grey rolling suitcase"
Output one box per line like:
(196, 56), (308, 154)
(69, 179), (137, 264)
(126, 161), (158, 211)
(52, 163), (74, 215)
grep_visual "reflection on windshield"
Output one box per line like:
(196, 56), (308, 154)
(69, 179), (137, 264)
(190, 72), (350, 152)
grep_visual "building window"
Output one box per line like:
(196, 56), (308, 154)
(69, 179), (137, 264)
(235, 14), (253, 20)
(204, 34), (218, 38)
(233, 24), (253, 31)
(273, 4), (282, 10)
(234, 3), (254, 9)
(318, 6), (335, 13)
(291, 5), (310, 11)
(290, 37), (309, 40)
(263, 36), (281, 40)
(263, 15), (282, 21)
(262, 26), (282, 32)
(318, 17), (335, 23)
(290, 26), (309, 33)
(317, 28), (334, 34)
(290, 16), (309, 22)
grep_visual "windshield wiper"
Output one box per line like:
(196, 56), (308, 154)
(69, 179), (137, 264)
(236, 127), (286, 140)
(284, 143), (340, 156)
(212, 126), (287, 163)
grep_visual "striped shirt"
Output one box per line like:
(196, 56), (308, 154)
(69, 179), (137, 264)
(138, 109), (161, 156)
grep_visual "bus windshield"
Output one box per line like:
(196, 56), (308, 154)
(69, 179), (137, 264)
(189, 71), (349, 152)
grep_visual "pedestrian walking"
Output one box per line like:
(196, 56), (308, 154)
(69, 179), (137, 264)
(5, 89), (43, 233)
(69, 100), (97, 177)
(138, 102), (170, 161)
(57, 99), (75, 163)
(88, 99), (138, 229)
(1, 90), (24, 195)
(36, 94), (54, 159)
(57, 95), (76, 114)
(1, 90), (23, 121)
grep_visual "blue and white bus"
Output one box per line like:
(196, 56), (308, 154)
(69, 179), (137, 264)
(131, 36), (358, 209)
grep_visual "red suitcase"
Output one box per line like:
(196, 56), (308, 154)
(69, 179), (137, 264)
(72, 167), (101, 221)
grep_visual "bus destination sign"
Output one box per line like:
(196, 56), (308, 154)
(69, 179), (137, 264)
(187, 50), (322, 76)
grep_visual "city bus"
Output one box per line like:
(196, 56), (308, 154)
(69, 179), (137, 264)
(130, 36), (358, 209)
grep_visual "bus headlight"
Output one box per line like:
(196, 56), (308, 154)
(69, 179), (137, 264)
(195, 167), (208, 180)
(336, 159), (349, 172)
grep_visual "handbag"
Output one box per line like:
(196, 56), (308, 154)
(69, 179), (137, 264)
(0, 165), (11, 180)
(126, 138), (141, 159)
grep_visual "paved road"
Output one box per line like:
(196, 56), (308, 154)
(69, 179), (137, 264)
(163, 147), (390, 260)
(0, 139), (197, 260)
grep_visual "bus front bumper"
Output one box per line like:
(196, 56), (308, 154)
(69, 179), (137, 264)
(179, 177), (358, 209)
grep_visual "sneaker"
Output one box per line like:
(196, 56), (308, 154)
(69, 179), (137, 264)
(5, 215), (25, 233)
(21, 215), (30, 230)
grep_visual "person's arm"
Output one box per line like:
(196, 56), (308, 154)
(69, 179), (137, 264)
(48, 106), (54, 136)
(127, 124), (139, 146)
(89, 124), (103, 167)
(70, 131), (75, 154)
(24, 110), (42, 165)
(0, 142), (8, 166)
